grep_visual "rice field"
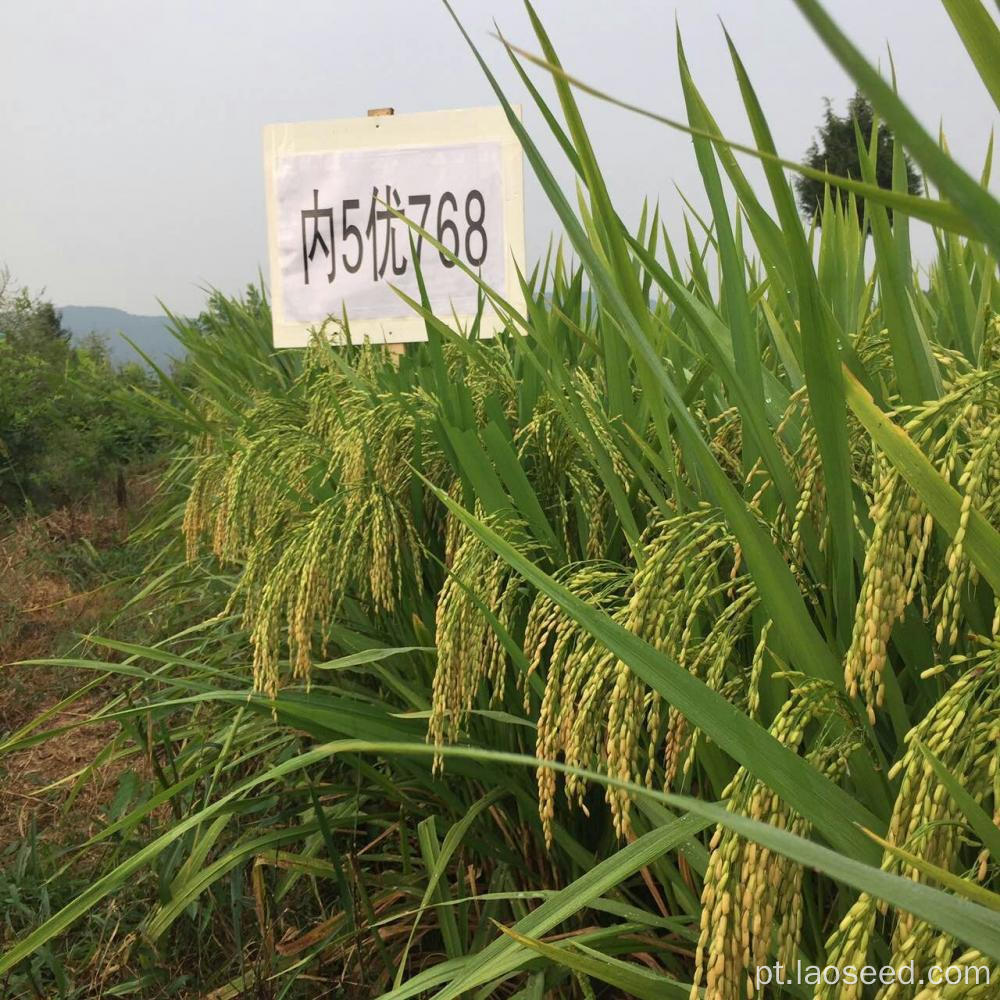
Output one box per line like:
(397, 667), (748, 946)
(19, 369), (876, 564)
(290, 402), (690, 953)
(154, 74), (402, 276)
(2, 1), (999, 997)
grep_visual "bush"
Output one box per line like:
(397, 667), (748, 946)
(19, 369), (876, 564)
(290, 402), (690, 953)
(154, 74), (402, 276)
(3, 5), (1000, 999)
(0, 274), (163, 515)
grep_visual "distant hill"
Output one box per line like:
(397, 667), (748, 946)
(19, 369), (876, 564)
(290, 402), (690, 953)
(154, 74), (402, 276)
(58, 306), (181, 368)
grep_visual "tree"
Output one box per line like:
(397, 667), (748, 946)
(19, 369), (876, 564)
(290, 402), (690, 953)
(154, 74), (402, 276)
(0, 269), (71, 361)
(795, 90), (922, 226)
(0, 272), (162, 514)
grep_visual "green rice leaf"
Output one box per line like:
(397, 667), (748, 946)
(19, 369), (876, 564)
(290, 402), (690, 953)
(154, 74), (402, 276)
(844, 369), (1000, 592)
(790, 0), (1000, 256)
(939, 0), (1000, 113)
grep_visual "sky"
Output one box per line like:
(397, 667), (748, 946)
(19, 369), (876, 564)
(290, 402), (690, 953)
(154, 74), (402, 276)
(2, 0), (998, 316)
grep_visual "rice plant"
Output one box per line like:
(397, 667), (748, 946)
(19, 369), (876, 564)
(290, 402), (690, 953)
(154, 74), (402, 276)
(2, 1), (999, 998)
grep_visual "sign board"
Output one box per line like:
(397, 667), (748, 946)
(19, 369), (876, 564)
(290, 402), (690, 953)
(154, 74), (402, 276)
(262, 106), (525, 347)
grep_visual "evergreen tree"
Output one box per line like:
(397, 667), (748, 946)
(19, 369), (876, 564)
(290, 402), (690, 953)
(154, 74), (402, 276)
(795, 91), (922, 226)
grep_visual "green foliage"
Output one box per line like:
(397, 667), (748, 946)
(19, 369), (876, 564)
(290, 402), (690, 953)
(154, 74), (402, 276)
(795, 90), (923, 225)
(2, 3), (1000, 999)
(0, 274), (163, 514)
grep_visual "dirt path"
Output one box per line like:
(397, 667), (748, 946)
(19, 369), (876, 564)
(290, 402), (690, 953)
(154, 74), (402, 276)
(0, 506), (137, 846)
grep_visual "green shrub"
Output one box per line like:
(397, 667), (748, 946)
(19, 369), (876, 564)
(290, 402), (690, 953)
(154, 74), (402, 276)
(3, 3), (1000, 998)
(0, 278), (163, 515)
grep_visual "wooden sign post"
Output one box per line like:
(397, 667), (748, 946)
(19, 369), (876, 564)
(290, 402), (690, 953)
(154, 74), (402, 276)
(368, 107), (405, 365)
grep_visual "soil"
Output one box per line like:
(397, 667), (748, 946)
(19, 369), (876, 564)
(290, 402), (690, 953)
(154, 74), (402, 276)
(0, 495), (148, 847)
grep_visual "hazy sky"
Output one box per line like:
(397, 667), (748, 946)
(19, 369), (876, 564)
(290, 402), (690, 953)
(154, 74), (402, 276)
(2, 1), (998, 316)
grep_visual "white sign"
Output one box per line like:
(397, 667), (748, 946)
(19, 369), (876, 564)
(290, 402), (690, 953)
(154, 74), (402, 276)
(262, 107), (525, 347)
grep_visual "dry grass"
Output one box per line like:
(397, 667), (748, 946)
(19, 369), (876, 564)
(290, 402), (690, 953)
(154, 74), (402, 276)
(0, 480), (155, 848)
(0, 685), (121, 845)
